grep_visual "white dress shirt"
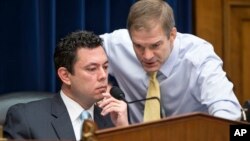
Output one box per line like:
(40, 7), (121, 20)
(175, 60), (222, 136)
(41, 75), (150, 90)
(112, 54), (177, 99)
(60, 91), (94, 140)
(101, 29), (242, 123)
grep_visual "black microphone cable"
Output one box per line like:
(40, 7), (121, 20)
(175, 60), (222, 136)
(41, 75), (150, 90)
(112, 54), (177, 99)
(127, 96), (166, 119)
(110, 86), (166, 124)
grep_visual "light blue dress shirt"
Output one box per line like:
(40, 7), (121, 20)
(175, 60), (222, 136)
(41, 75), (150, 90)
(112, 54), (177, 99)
(101, 29), (241, 123)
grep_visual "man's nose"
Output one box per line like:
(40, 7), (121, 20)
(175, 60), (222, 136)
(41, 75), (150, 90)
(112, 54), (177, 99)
(98, 68), (107, 81)
(143, 48), (154, 60)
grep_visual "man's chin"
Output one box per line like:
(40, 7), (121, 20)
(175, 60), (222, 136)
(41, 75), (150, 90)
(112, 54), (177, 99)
(144, 66), (159, 73)
(94, 94), (104, 101)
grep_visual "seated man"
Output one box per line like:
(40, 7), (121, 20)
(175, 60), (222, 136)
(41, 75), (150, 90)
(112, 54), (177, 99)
(3, 31), (128, 140)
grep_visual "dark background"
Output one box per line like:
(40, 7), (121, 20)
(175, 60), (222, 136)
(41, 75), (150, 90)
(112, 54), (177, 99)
(0, 0), (193, 94)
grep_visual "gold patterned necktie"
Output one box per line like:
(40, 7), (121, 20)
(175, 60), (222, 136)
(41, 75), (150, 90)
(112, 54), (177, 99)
(143, 72), (161, 122)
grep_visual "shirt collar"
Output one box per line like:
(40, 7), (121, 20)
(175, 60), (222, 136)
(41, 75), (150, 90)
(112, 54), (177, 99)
(60, 90), (94, 122)
(160, 33), (180, 77)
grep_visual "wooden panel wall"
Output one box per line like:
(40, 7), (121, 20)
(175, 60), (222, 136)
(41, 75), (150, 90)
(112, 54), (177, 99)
(195, 0), (250, 104)
(194, 0), (223, 57)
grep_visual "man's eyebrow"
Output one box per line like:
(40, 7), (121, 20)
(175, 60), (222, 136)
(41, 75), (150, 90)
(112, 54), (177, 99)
(132, 40), (162, 46)
(153, 40), (162, 45)
(85, 60), (108, 67)
(104, 60), (108, 64)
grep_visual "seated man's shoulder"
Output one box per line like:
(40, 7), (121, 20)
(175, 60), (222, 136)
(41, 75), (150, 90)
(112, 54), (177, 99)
(8, 97), (54, 114)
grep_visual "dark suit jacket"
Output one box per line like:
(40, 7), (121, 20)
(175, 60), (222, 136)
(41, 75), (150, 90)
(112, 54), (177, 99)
(3, 94), (114, 140)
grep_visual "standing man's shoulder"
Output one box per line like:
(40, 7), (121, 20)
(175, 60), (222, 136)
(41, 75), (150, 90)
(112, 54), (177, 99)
(100, 29), (133, 55)
(100, 29), (130, 43)
(100, 29), (129, 37)
(176, 32), (213, 48)
(175, 32), (222, 67)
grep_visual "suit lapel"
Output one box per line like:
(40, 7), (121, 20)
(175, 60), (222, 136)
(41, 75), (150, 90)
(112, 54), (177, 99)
(49, 95), (114, 139)
(50, 94), (76, 140)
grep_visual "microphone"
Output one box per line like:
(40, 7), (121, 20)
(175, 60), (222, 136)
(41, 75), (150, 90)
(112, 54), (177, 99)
(110, 86), (127, 102)
(110, 86), (166, 122)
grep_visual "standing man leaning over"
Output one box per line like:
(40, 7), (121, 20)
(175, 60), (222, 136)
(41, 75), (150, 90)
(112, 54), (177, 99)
(4, 31), (128, 140)
(101, 0), (242, 124)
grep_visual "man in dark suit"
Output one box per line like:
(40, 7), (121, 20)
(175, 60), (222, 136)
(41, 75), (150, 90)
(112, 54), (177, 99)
(3, 31), (129, 140)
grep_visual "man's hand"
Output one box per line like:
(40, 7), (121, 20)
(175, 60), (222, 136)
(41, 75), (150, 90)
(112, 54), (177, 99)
(97, 93), (129, 127)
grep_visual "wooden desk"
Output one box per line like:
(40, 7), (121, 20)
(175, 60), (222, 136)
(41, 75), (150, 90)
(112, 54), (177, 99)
(83, 112), (250, 141)
(0, 125), (6, 141)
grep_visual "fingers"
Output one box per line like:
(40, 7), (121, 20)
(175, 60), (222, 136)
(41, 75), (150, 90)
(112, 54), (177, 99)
(97, 93), (126, 116)
(97, 92), (129, 126)
(101, 103), (120, 116)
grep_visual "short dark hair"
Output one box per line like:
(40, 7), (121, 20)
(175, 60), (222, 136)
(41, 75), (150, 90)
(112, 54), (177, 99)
(54, 30), (103, 74)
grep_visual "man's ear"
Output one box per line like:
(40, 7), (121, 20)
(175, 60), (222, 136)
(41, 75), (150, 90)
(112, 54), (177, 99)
(170, 27), (177, 41)
(57, 67), (71, 85)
